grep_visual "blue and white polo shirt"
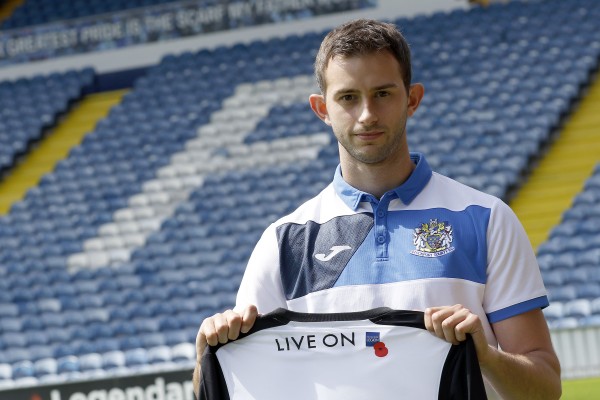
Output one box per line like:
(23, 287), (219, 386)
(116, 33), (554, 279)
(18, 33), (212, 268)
(236, 152), (548, 347)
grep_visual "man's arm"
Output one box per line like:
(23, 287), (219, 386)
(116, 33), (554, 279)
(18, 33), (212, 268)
(193, 306), (258, 399)
(485, 308), (561, 399)
(425, 305), (561, 400)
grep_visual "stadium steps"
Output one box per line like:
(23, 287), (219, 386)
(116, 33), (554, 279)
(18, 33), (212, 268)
(510, 76), (600, 250)
(0, 0), (24, 22)
(0, 89), (128, 214)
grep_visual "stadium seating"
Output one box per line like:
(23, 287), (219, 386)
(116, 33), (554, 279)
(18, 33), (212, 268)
(540, 163), (600, 327)
(0, 69), (94, 176)
(0, 0), (599, 389)
(0, 0), (183, 29)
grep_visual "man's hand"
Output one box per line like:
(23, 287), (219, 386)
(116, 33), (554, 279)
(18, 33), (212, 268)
(424, 304), (491, 364)
(196, 305), (258, 361)
(194, 305), (258, 398)
(425, 305), (562, 399)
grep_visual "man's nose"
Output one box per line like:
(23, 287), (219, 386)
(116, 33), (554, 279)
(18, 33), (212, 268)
(358, 99), (378, 125)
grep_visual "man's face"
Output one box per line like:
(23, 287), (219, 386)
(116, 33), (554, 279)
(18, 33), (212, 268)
(313, 51), (420, 166)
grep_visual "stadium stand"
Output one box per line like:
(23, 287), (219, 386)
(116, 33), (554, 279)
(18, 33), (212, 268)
(539, 163), (600, 328)
(0, 0), (376, 33)
(0, 68), (94, 178)
(0, 0), (183, 29)
(0, 0), (599, 390)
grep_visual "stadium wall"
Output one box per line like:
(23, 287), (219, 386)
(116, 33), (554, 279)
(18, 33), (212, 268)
(0, 0), (467, 85)
(0, 368), (195, 400)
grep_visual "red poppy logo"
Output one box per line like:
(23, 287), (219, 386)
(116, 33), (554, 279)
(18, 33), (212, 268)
(373, 341), (388, 357)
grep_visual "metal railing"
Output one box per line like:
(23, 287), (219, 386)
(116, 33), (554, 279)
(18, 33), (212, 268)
(551, 326), (600, 379)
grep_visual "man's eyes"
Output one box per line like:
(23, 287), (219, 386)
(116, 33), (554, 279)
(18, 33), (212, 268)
(339, 90), (390, 102)
(338, 91), (391, 102)
(339, 94), (356, 102)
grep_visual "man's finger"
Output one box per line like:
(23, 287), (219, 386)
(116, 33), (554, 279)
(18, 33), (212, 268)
(225, 310), (243, 341)
(199, 316), (219, 347)
(213, 312), (232, 344)
(427, 307), (456, 342)
(426, 305), (476, 345)
(455, 312), (482, 342)
(424, 306), (444, 332)
(440, 316), (459, 345)
(241, 305), (258, 334)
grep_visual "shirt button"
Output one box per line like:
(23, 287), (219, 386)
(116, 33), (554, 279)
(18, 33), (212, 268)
(377, 235), (386, 243)
(377, 210), (385, 218)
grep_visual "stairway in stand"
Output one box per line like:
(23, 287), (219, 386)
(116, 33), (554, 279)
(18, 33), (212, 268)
(510, 76), (600, 251)
(0, 89), (128, 214)
(0, 0), (24, 23)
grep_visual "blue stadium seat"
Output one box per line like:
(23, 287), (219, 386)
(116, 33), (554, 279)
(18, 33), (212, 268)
(549, 317), (579, 329)
(139, 333), (166, 348)
(119, 336), (144, 351)
(46, 327), (73, 344)
(11, 361), (35, 379)
(62, 310), (86, 326)
(3, 348), (31, 364)
(33, 358), (58, 378)
(563, 299), (592, 319)
(40, 313), (68, 328)
(78, 353), (103, 372)
(25, 331), (49, 346)
(164, 330), (188, 346)
(547, 285), (578, 302)
(1, 333), (26, 349)
(575, 283), (600, 299)
(171, 342), (195, 364)
(0, 364), (12, 381)
(580, 314), (600, 327)
(543, 302), (564, 322)
(147, 346), (172, 364)
(93, 338), (121, 354)
(124, 348), (149, 367)
(27, 345), (54, 363)
(0, 318), (23, 333)
(102, 351), (126, 370)
(54, 343), (77, 359)
(0, 304), (18, 318)
(56, 356), (79, 374)
(132, 318), (161, 334)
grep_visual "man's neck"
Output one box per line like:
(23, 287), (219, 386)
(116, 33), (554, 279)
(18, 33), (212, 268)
(339, 152), (416, 199)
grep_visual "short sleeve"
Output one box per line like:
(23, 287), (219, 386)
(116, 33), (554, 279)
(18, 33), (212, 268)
(483, 200), (549, 323)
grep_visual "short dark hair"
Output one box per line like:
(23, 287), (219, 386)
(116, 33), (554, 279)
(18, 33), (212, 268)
(314, 19), (412, 95)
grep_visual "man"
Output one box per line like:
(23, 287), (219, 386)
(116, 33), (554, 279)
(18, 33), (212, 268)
(194, 19), (561, 399)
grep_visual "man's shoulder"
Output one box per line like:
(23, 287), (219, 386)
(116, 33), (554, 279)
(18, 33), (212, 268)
(272, 183), (346, 227)
(425, 171), (504, 209)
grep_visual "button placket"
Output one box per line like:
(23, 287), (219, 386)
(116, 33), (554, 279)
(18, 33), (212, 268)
(372, 195), (391, 260)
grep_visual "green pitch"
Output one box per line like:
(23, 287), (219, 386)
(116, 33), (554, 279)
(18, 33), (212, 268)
(562, 377), (600, 399)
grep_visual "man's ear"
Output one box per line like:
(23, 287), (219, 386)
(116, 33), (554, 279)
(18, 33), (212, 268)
(407, 83), (425, 117)
(309, 94), (331, 126)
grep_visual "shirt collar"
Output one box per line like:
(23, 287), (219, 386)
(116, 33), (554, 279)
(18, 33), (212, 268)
(333, 152), (433, 210)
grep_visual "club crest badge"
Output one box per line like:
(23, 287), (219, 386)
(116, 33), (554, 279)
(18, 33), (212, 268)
(410, 218), (455, 258)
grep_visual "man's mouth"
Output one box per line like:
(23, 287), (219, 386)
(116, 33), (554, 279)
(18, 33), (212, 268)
(355, 130), (384, 140)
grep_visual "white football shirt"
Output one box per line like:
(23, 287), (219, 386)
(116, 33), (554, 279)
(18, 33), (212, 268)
(199, 308), (487, 400)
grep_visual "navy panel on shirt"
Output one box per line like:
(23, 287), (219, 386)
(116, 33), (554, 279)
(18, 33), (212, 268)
(277, 213), (374, 300)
